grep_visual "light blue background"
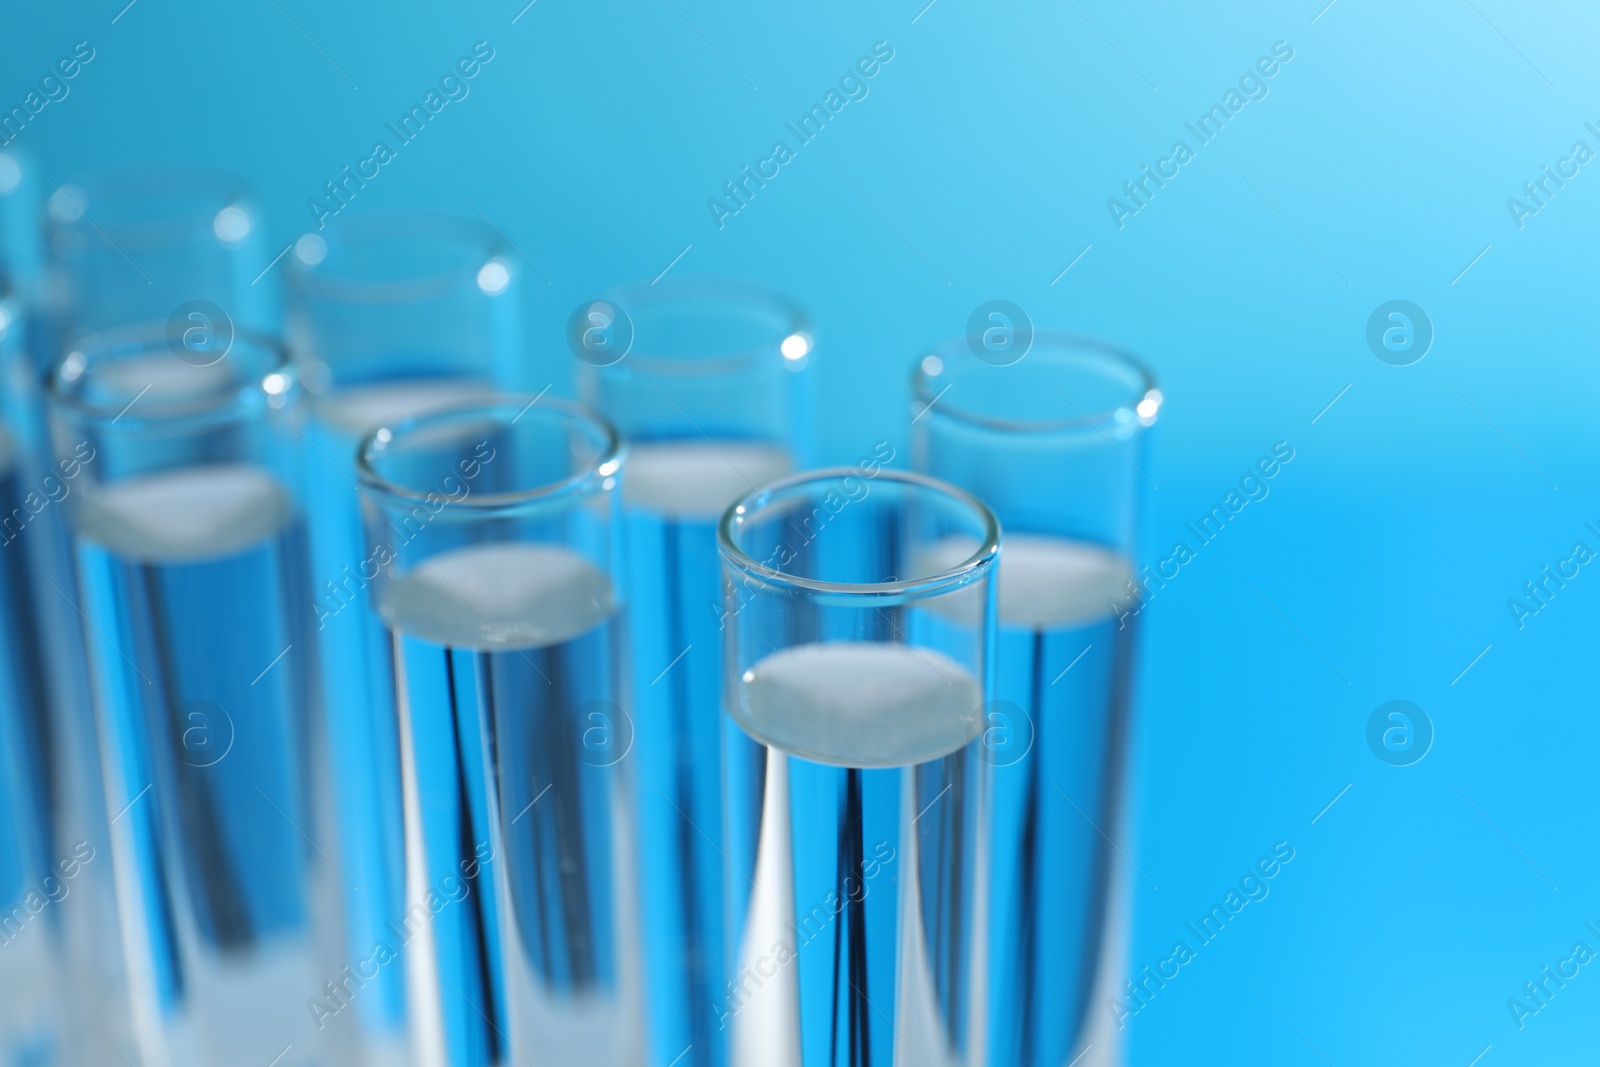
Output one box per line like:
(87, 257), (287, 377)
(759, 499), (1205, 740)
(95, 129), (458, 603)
(7, 0), (1599, 1062)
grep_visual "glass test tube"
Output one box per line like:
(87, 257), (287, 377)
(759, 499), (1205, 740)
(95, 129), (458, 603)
(33, 166), (282, 1066)
(285, 215), (524, 1063)
(0, 276), (82, 1065)
(3, 189), (132, 1067)
(357, 399), (643, 1067)
(46, 326), (347, 1067)
(718, 469), (998, 1067)
(911, 333), (1160, 1067)
(576, 277), (810, 1067)
(45, 166), (276, 342)
(0, 148), (43, 298)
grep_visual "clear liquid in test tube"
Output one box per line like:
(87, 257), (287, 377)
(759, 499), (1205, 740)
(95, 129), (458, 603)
(576, 278), (811, 1067)
(0, 396), (69, 1064)
(913, 333), (1160, 1067)
(360, 399), (643, 1067)
(719, 469), (998, 1067)
(284, 216), (524, 1063)
(47, 328), (349, 1067)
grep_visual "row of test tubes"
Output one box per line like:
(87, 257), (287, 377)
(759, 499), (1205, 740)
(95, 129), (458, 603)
(0, 157), (1159, 1067)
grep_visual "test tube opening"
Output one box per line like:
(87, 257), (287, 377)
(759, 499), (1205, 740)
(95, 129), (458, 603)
(719, 467), (999, 599)
(913, 331), (1160, 436)
(284, 213), (512, 307)
(47, 166), (257, 252)
(585, 277), (810, 377)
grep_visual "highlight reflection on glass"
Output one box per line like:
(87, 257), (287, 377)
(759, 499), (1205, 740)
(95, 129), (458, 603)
(912, 333), (1159, 1067)
(285, 215), (524, 1062)
(12, 162), (282, 1067)
(358, 399), (642, 1067)
(46, 166), (275, 342)
(0, 148), (42, 299)
(46, 326), (346, 1067)
(718, 469), (997, 1067)
(576, 277), (810, 1067)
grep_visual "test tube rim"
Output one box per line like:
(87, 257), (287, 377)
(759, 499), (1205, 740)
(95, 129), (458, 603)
(45, 164), (258, 251)
(282, 212), (512, 306)
(911, 329), (1160, 436)
(46, 321), (292, 427)
(717, 466), (1000, 600)
(584, 275), (810, 378)
(356, 394), (624, 515)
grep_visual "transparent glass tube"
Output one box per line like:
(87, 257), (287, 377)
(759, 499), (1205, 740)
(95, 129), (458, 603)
(36, 180), (282, 1012)
(45, 165), (277, 342)
(0, 147), (43, 298)
(357, 399), (641, 1067)
(283, 213), (525, 395)
(717, 469), (998, 1067)
(0, 279), (85, 1065)
(911, 333), (1160, 1067)
(576, 276), (810, 1067)
(1, 197), (133, 1067)
(45, 326), (346, 1067)
(285, 214), (525, 1063)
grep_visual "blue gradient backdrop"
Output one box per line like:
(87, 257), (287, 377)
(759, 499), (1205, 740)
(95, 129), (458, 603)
(6, 0), (1599, 1062)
